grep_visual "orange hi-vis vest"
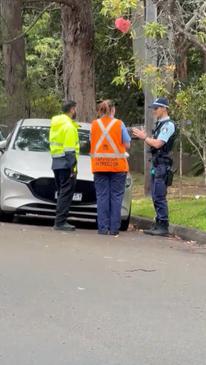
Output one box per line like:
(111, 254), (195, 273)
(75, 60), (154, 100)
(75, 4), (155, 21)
(90, 116), (129, 173)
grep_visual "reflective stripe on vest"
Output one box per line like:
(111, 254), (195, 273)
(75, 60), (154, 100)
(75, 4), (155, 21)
(64, 148), (75, 152)
(51, 148), (75, 158)
(90, 116), (129, 172)
(49, 114), (79, 160)
(93, 118), (125, 158)
(52, 153), (66, 158)
(50, 142), (63, 147)
(91, 153), (126, 158)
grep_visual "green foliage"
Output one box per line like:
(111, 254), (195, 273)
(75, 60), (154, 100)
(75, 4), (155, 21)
(141, 64), (175, 96)
(101, 0), (138, 17)
(100, 0), (175, 97)
(175, 75), (206, 178)
(22, 0), (142, 123)
(31, 94), (62, 119)
(1, 0), (205, 129)
(24, 10), (63, 117)
(94, 0), (143, 124)
(112, 58), (176, 97)
(176, 74), (206, 128)
(144, 22), (167, 39)
(112, 60), (138, 86)
(197, 31), (206, 44)
(187, 48), (204, 79)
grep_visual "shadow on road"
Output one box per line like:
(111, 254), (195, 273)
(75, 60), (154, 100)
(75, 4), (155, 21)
(10, 215), (97, 231)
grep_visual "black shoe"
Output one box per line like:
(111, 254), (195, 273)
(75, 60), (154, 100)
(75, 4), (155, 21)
(53, 223), (76, 231)
(144, 221), (169, 237)
(144, 222), (158, 235)
(98, 231), (108, 235)
(110, 231), (119, 237)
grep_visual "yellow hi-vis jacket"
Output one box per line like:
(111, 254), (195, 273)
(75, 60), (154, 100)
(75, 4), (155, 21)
(49, 114), (80, 170)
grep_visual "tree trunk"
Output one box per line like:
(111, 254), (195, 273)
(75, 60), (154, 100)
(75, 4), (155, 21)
(203, 146), (206, 186)
(1, 0), (28, 128)
(176, 54), (188, 81)
(179, 128), (183, 198)
(61, 0), (96, 123)
(174, 35), (188, 82)
(204, 164), (206, 187)
(133, 0), (157, 195)
(144, 0), (157, 196)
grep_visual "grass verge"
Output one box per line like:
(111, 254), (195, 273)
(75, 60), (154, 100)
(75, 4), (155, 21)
(132, 197), (206, 231)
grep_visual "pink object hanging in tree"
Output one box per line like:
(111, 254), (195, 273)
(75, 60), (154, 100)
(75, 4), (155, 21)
(115, 17), (131, 33)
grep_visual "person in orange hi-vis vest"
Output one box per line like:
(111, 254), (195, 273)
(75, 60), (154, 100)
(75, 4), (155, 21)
(90, 100), (131, 237)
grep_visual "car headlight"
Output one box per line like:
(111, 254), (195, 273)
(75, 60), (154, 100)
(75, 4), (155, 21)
(4, 168), (33, 183)
(126, 174), (132, 188)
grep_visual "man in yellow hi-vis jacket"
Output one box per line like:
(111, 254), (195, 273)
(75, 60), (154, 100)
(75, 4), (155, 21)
(49, 101), (79, 231)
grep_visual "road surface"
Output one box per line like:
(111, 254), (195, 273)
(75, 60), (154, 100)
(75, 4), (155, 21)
(0, 219), (206, 365)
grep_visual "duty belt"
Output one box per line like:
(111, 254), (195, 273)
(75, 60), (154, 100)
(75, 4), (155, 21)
(151, 155), (173, 167)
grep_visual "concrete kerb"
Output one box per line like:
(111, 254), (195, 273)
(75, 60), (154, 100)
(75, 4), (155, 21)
(131, 216), (206, 245)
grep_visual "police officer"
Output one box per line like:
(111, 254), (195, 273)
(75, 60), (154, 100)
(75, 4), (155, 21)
(49, 101), (80, 231)
(133, 97), (176, 236)
(90, 100), (131, 237)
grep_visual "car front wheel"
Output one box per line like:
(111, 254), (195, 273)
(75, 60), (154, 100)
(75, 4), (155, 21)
(0, 210), (15, 222)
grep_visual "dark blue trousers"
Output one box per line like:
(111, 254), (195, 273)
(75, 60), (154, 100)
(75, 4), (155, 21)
(94, 172), (127, 234)
(53, 169), (76, 226)
(151, 164), (168, 222)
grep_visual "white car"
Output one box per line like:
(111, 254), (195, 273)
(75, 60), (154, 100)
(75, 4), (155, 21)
(0, 119), (132, 230)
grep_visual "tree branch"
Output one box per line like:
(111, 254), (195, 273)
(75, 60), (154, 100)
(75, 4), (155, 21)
(25, 0), (77, 6)
(177, 26), (206, 52)
(2, 2), (58, 45)
(185, 2), (206, 31)
(182, 130), (204, 162)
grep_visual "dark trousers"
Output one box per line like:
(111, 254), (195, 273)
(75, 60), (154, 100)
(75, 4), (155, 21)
(151, 164), (168, 222)
(53, 169), (76, 226)
(94, 172), (127, 234)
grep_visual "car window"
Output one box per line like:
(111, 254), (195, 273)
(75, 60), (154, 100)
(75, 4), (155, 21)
(13, 126), (90, 154)
(78, 130), (90, 155)
(5, 129), (15, 150)
(13, 126), (50, 152)
(0, 124), (8, 141)
(0, 130), (4, 141)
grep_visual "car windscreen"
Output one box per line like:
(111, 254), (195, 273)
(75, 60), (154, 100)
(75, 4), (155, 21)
(13, 126), (90, 155)
(0, 130), (4, 141)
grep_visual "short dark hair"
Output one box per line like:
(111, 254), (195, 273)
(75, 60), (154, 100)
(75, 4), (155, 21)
(62, 100), (77, 113)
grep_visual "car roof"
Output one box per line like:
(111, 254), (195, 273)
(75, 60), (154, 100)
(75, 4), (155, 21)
(20, 118), (91, 130)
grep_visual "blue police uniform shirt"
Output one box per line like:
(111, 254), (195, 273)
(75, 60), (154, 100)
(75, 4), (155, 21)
(121, 122), (131, 144)
(156, 117), (175, 143)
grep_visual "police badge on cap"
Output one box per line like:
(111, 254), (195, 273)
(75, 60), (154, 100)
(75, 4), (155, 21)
(149, 98), (169, 109)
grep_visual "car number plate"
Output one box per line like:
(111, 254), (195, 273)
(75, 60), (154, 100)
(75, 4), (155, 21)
(72, 193), (82, 202)
(54, 192), (82, 202)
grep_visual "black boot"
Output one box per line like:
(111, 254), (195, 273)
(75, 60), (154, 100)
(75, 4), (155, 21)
(143, 221), (159, 235)
(53, 222), (76, 231)
(144, 221), (169, 237)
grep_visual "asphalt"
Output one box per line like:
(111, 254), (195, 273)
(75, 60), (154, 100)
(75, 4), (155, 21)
(0, 220), (206, 365)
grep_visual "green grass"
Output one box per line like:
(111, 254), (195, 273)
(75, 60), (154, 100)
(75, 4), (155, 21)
(132, 198), (206, 231)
